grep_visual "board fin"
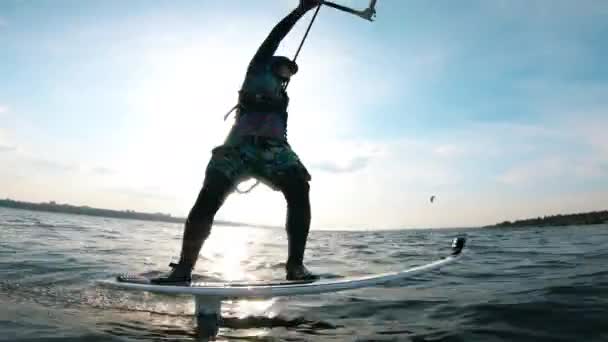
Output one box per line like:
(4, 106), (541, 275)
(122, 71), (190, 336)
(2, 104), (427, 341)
(451, 237), (466, 255)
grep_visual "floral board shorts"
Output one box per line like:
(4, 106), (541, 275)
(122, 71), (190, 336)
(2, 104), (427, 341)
(206, 137), (311, 191)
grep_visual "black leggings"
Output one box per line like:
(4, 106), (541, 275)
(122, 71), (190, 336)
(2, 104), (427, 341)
(178, 168), (311, 268)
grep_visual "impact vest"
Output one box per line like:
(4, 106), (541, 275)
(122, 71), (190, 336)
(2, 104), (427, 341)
(225, 63), (290, 138)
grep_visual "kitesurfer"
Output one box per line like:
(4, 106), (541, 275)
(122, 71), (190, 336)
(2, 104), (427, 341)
(152, 0), (321, 283)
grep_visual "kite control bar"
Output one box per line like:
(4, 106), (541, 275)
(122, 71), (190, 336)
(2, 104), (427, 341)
(321, 0), (377, 22)
(294, 0), (377, 63)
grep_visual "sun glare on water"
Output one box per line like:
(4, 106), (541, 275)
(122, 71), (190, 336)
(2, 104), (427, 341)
(201, 226), (255, 282)
(200, 226), (279, 319)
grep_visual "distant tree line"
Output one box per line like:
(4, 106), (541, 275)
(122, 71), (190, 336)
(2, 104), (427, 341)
(0, 198), (185, 223)
(487, 210), (608, 228)
(0, 198), (277, 228)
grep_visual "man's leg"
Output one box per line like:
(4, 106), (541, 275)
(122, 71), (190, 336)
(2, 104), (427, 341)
(261, 139), (316, 280)
(180, 169), (235, 267)
(279, 176), (312, 268)
(278, 176), (318, 280)
(152, 169), (234, 283)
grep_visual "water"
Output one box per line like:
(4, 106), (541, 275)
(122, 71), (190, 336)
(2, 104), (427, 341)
(1, 207), (607, 341)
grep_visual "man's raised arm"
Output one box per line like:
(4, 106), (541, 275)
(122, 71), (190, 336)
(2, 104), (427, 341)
(249, 0), (320, 67)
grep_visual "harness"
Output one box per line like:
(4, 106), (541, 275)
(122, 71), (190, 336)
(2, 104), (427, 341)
(222, 88), (290, 194)
(223, 88), (290, 141)
(219, 3), (321, 195)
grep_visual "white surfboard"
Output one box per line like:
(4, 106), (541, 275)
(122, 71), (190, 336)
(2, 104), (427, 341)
(98, 237), (466, 318)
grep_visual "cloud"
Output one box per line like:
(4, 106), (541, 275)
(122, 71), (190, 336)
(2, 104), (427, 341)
(569, 114), (608, 158)
(497, 157), (564, 185)
(433, 144), (465, 158)
(105, 186), (176, 201)
(0, 144), (17, 152)
(0, 128), (16, 153)
(0, 105), (7, 114)
(91, 166), (114, 175)
(311, 156), (370, 174)
(484, 114), (608, 187)
(301, 138), (387, 175)
(28, 158), (78, 173)
(0, 142), (80, 175)
(14, 157), (119, 177)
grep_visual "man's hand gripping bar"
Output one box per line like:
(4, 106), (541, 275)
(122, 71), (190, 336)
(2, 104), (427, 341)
(320, 0), (377, 22)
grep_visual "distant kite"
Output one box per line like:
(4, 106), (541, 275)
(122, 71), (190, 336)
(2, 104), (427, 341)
(430, 195), (436, 203)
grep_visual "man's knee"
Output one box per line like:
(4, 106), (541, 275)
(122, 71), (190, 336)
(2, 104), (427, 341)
(189, 170), (234, 223)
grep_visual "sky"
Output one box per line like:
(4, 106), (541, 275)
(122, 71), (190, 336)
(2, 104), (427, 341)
(1, 0), (607, 230)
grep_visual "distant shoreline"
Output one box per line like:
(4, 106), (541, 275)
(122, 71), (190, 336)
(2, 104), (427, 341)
(0, 198), (267, 228)
(486, 210), (608, 228)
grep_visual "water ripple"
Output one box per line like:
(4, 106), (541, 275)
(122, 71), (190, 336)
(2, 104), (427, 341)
(1, 207), (607, 341)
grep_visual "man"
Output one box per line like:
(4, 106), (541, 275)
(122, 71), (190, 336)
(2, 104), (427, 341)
(152, 0), (321, 284)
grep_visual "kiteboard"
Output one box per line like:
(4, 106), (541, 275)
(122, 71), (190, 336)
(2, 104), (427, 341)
(98, 237), (466, 320)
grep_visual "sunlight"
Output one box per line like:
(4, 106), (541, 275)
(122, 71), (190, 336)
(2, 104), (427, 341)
(103, 23), (385, 226)
(198, 226), (279, 320)
(201, 226), (255, 282)
(231, 298), (278, 320)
